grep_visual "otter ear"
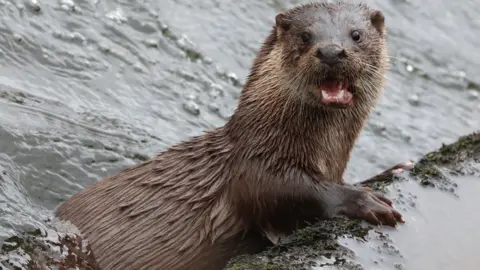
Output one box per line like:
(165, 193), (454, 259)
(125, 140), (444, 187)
(275, 12), (291, 32)
(370, 10), (385, 34)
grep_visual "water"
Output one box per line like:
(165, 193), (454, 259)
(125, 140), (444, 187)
(0, 0), (479, 267)
(339, 175), (480, 270)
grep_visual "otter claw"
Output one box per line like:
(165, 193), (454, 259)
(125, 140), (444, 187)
(393, 160), (415, 172)
(360, 187), (393, 206)
(391, 168), (404, 174)
(402, 160), (415, 170)
(372, 191), (393, 207)
(341, 190), (404, 227)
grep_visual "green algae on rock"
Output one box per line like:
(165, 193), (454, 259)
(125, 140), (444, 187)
(411, 132), (480, 190)
(225, 218), (369, 270)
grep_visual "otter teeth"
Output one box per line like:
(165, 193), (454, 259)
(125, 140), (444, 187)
(337, 90), (345, 98)
(321, 89), (346, 99)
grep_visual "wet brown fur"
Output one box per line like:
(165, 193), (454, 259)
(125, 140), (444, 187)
(56, 2), (388, 270)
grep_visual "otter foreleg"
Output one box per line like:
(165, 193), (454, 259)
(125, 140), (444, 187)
(256, 181), (404, 245)
(234, 162), (405, 247)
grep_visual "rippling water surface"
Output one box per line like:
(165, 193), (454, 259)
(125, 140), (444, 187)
(0, 0), (479, 267)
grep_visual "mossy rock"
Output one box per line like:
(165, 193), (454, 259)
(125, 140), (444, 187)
(411, 132), (480, 189)
(225, 217), (369, 270)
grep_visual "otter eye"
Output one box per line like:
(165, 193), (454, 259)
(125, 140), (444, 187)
(351, 30), (362, 42)
(300, 32), (312, 43)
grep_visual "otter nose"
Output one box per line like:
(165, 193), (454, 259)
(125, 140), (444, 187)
(316, 45), (346, 66)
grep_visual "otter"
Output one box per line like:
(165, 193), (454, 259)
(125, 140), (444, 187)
(56, 2), (412, 270)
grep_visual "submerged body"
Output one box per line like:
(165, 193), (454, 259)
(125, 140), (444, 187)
(56, 2), (406, 269)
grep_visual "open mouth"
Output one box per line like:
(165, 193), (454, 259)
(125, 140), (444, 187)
(318, 80), (354, 107)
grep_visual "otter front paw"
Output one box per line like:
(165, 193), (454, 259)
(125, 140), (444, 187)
(388, 160), (415, 175)
(340, 191), (404, 227)
(357, 160), (415, 186)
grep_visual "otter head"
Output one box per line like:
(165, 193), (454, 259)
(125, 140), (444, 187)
(274, 3), (387, 109)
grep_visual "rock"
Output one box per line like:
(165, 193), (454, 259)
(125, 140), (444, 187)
(1, 133), (479, 270)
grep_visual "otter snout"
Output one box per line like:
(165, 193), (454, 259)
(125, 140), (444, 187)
(316, 45), (347, 66)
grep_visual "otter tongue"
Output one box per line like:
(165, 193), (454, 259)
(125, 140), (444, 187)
(320, 81), (353, 105)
